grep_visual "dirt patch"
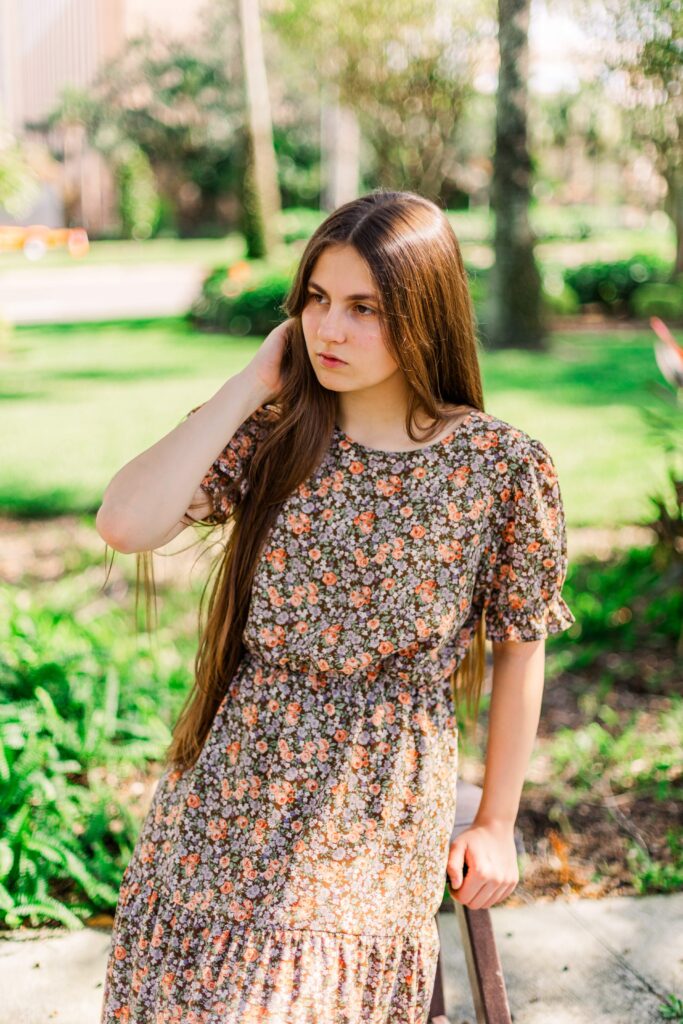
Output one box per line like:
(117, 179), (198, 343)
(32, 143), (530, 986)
(441, 672), (681, 911)
(548, 313), (659, 334)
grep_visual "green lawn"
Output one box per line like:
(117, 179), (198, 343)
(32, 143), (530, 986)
(0, 234), (246, 271)
(0, 203), (675, 272)
(0, 316), (673, 527)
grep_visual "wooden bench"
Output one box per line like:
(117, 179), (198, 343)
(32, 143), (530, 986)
(429, 779), (523, 1024)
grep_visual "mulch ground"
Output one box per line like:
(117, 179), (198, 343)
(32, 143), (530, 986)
(490, 677), (680, 909)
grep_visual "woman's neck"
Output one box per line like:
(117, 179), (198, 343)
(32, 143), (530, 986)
(337, 379), (473, 452)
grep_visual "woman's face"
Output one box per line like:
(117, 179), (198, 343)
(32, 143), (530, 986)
(301, 243), (400, 392)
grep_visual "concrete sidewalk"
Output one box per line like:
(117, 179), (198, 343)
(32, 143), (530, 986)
(439, 892), (682, 1024)
(0, 893), (680, 1024)
(0, 263), (205, 323)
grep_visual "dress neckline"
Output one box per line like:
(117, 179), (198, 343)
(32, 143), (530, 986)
(333, 407), (483, 456)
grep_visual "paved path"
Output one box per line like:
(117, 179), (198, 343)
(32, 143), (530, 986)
(440, 892), (682, 1024)
(0, 263), (205, 323)
(0, 893), (680, 1023)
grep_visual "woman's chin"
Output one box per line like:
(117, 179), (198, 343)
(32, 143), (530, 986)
(313, 373), (353, 391)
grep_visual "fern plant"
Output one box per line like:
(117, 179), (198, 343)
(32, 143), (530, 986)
(0, 586), (175, 930)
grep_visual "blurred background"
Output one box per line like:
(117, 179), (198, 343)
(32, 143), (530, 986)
(0, 0), (680, 1013)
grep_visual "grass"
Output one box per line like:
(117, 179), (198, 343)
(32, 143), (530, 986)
(548, 700), (681, 806)
(659, 993), (683, 1021)
(0, 203), (675, 272)
(0, 234), (246, 271)
(0, 316), (673, 527)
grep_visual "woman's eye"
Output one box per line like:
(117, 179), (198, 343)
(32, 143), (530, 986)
(307, 292), (374, 316)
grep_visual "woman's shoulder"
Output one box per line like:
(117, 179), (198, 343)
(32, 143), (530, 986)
(469, 411), (567, 538)
(470, 409), (555, 473)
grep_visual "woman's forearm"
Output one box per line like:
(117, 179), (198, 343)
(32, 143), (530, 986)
(96, 368), (270, 553)
(472, 640), (547, 828)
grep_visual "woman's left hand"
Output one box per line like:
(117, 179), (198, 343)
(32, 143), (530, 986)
(446, 819), (520, 909)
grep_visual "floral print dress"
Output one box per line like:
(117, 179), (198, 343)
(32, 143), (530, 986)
(100, 404), (575, 1024)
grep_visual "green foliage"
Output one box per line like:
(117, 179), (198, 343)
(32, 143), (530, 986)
(627, 831), (683, 895)
(272, 129), (321, 209)
(46, 32), (246, 238)
(0, 585), (182, 929)
(659, 993), (683, 1021)
(115, 143), (162, 241)
(541, 282), (581, 316)
(278, 207), (325, 244)
(597, 1), (682, 182)
(190, 265), (292, 335)
(564, 254), (673, 313)
(544, 693), (682, 897)
(267, 0), (490, 198)
(466, 268), (488, 313)
(564, 544), (681, 658)
(631, 281), (683, 320)
(0, 122), (41, 216)
(548, 698), (682, 800)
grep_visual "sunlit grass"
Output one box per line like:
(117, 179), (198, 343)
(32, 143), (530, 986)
(0, 317), (670, 526)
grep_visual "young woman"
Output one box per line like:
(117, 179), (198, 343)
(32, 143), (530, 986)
(97, 189), (575, 1024)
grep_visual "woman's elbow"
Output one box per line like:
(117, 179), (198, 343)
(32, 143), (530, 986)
(95, 503), (139, 553)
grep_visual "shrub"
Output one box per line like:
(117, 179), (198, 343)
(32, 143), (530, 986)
(0, 587), (175, 929)
(564, 254), (672, 314)
(631, 282), (683, 321)
(190, 267), (292, 336)
(541, 268), (581, 315)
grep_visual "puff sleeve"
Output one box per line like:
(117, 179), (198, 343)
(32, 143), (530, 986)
(483, 437), (576, 642)
(183, 403), (275, 525)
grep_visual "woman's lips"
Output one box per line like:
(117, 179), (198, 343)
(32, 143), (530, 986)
(318, 353), (347, 367)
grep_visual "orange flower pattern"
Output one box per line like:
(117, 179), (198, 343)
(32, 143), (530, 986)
(100, 406), (575, 1023)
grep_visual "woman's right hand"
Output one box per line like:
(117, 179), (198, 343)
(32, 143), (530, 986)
(242, 317), (296, 400)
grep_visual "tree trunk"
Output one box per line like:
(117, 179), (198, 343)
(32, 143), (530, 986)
(664, 167), (683, 279)
(237, 0), (281, 259)
(320, 82), (360, 212)
(486, 0), (546, 349)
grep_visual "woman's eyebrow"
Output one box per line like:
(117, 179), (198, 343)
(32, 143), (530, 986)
(307, 280), (378, 301)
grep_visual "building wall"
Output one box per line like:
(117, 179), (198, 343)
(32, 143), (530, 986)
(0, 0), (206, 133)
(0, 0), (204, 232)
(123, 0), (205, 41)
(0, 0), (125, 133)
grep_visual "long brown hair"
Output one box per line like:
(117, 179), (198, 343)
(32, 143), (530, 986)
(130, 189), (488, 774)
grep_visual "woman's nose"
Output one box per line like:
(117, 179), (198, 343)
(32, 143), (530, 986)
(317, 308), (346, 342)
